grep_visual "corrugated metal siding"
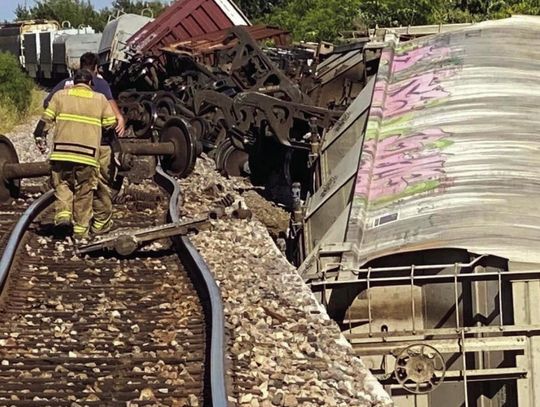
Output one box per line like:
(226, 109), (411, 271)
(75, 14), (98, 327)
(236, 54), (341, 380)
(128, 0), (250, 54)
(346, 15), (540, 265)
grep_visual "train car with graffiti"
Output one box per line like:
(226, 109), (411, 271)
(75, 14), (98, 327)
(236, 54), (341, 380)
(299, 15), (540, 406)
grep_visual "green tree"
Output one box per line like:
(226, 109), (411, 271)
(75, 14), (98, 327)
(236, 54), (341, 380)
(265, 0), (362, 42)
(356, 0), (540, 28)
(102, 0), (167, 20)
(0, 52), (34, 114)
(13, 0), (168, 32)
(503, 0), (540, 15)
(13, 5), (32, 20)
(234, 0), (286, 20)
(14, 0), (105, 30)
(356, 0), (436, 27)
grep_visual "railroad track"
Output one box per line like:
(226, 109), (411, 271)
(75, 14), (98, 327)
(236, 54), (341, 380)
(0, 167), (227, 406)
(0, 200), (28, 257)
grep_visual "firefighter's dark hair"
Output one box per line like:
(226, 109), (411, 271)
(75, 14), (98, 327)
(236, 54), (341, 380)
(74, 69), (94, 85)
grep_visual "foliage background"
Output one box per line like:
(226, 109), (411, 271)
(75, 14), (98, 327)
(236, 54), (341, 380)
(14, 0), (166, 31)
(265, 0), (540, 41)
(0, 53), (42, 133)
(11, 0), (540, 41)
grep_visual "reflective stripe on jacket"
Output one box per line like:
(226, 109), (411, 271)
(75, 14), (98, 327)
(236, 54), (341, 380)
(41, 84), (117, 167)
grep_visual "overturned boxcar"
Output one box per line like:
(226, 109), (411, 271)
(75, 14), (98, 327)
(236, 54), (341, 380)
(299, 15), (540, 407)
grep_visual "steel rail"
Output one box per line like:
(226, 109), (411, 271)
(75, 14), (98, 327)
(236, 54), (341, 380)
(0, 164), (227, 406)
(155, 164), (227, 407)
(0, 190), (54, 292)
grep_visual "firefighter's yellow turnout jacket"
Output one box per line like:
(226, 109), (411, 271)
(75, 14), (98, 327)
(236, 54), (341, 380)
(41, 84), (117, 167)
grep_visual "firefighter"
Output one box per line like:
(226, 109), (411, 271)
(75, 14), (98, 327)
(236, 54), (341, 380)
(34, 69), (117, 239)
(43, 53), (125, 136)
(43, 52), (125, 235)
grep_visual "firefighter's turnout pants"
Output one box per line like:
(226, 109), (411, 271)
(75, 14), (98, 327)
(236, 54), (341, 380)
(51, 161), (98, 236)
(51, 147), (114, 236)
(92, 145), (114, 233)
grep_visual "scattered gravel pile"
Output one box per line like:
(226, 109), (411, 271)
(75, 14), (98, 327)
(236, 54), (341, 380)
(4, 116), (49, 188)
(242, 190), (289, 239)
(178, 158), (239, 217)
(180, 157), (393, 407)
(4, 116), (42, 163)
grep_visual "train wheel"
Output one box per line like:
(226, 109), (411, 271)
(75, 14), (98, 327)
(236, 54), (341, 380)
(159, 117), (199, 178)
(0, 135), (20, 202)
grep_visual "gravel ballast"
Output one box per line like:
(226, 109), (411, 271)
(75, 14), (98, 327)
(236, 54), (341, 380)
(4, 116), (42, 163)
(5, 116), (49, 189)
(180, 157), (393, 407)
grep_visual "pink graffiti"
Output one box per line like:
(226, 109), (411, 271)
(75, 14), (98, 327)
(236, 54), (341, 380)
(393, 45), (450, 73)
(383, 71), (454, 118)
(369, 49), (394, 107)
(381, 48), (394, 62)
(355, 129), (451, 202)
(372, 84), (386, 106)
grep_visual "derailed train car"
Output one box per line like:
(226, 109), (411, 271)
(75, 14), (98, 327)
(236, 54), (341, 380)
(299, 15), (540, 406)
(0, 0), (249, 80)
(0, 20), (98, 79)
(105, 13), (374, 207)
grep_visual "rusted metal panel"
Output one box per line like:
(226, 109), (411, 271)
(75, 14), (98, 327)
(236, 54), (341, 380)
(194, 5), (221, 32)
(162, 24), (290, 56)
(128, 0), (250, 54)
(346, 15), (540, 265)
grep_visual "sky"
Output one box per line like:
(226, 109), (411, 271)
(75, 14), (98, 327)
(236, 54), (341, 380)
(0, 0), (113, 22)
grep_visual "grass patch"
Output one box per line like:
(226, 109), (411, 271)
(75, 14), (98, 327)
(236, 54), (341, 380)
(0, 102), (19, 134)
(0, 88), (44, 134)
(28, 87), (45, 116)
(0, 51), (44, 134)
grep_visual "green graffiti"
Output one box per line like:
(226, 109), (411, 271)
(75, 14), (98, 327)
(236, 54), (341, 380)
(396, 42), (419, 53)
(423, 97), (451, 110)
(365, 114), (412, 140)
(427, 138), (454, 149)
(372, 180), (441, 207)
(374, 113), (416, 140)
(366, 97), (453, 141)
